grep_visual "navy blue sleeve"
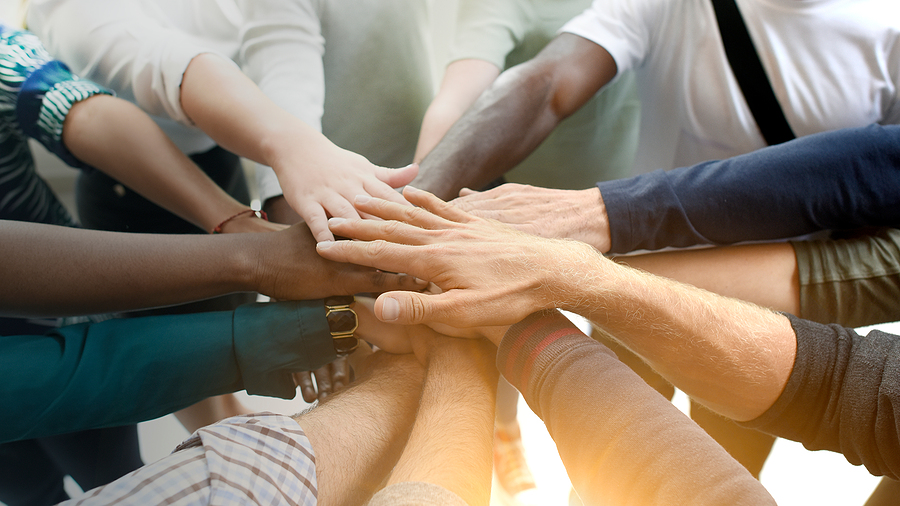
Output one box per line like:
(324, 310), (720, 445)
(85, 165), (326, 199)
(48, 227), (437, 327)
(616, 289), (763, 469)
(743, 314), (900, 479)
(599, 124), (900, 253)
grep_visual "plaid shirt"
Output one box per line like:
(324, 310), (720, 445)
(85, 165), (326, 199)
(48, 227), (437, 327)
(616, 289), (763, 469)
(61, 413), (318, 505)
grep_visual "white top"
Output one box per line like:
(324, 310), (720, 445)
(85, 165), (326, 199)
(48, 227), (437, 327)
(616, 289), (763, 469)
(27, 0), (433, 202)
(563, 0), (900, 171)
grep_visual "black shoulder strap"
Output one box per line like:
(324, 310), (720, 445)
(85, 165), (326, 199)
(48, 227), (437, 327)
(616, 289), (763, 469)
(711, 0), (795, 145)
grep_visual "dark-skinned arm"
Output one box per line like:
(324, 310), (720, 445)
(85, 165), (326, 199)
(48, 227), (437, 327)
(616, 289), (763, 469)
(0, 220), (423, 318)
(412, 33), (617, 199)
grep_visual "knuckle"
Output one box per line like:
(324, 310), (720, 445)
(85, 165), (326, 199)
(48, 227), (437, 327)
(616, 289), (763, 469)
(382, 219), (401, 236)
(364, 239), (388, 258)
(406, 296), (428, 324)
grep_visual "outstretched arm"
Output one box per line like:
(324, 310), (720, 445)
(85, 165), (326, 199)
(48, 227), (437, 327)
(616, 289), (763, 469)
(370, 331), (499, 506)
(63, 94), (275, 234)
(496, 311), (775, 505)
(413, 59), (501, 163)
(411, 34), (616, 199)
(316, 188), (794, 421)
(454, 124), (900, 253)
(293, 351), (426, 506)
(0, 220), (424, 317)
(180, 53), (417, 238)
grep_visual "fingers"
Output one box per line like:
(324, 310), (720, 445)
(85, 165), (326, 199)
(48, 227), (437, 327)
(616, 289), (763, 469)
(330, 356), (350, 392)
(312, 364), (332, 401)
(458, 187), (478, 197)
(374, 163), (419, 188)
(350, 193), (453, 230)
(326, 216), (435, 246)
(402, 186), (477, 224)
(294, 371), (318, 403)
(301, 204), (333, 242)
(317, 238), (422, 278)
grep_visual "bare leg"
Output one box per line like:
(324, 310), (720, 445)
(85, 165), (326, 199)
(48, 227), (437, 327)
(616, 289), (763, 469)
(293, 351), (425, 506)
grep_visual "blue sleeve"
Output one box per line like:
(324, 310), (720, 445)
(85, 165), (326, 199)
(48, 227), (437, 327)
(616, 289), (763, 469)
(599, 124), (900, 253)
(17, 59), (113, 171)
(0, 300), (335, 442)
(743, 315), (900, 479)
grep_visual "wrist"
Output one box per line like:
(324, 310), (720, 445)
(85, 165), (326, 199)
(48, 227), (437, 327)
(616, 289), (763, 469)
(544, 239), (610, 314)
(579, 187), (611, 253)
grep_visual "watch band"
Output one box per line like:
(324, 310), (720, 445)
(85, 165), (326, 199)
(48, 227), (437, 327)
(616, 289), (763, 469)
(325, 296), (359, 356)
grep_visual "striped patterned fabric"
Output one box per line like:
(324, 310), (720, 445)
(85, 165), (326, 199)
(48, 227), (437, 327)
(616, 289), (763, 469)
(0, 24), (110, 226)
(60, 413), (319, 505)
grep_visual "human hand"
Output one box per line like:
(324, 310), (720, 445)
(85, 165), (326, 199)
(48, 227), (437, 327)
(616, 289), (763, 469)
(316, 186), (600, 329)
(356, 296), (508, 349)
(454, 184), (612, 252)
(293, 355), (351, 403)
(274, 143), (418, 242)
(251, 222), (428, 300)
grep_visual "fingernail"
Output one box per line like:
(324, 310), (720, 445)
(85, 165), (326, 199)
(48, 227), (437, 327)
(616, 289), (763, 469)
(404, 185), (420, 194)
(328, 217), (346, 226)
(381, 297), (400, 321)
(355, 195), (371, 205)
(317, 241), (334, 250)
(413, 277), (427, 285)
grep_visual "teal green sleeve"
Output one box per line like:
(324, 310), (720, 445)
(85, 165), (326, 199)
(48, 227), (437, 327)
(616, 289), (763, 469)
(0, 300), (335, 442)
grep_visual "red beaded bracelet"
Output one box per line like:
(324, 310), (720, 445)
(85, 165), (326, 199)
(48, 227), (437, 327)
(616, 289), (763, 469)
(212, 209), (269, 234)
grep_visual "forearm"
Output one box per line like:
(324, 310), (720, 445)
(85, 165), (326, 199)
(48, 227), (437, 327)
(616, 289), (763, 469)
(601, 124), (900, 253)
(743, 315), (900, 479)
(63, 94), (250, 233)
(413, 59), (500, 164)
(413, 63), (563, 199)
(387, 341), (498, 506)
(0, 220), (258, 317)
(552, 248), (796, 421)
(295, 352), (426, 506)
(180, 53), (335, 175)
(498, 312), (775, 505)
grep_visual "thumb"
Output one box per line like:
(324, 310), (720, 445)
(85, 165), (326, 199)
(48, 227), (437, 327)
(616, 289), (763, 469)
(376, 290), (454, 326)
(376, 163), (419, 189)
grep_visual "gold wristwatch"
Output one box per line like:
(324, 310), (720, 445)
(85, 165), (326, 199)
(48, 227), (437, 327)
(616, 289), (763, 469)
(325, 296), (359, 356)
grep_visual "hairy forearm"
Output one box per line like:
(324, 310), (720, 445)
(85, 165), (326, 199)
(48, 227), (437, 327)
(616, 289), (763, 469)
(387, 342), (498, 506)
(63, 95), (248, 233)
(296, 352), (425, 506)
(553, 247), (796, 421)
(0, 221), (257, 317)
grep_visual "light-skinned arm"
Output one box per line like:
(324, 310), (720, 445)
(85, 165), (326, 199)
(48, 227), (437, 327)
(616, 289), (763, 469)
(62, 93), (277, 234)
(0, 219), (424, 318)
(316, 187), (794, 422)
(411, 34), (616, 199)
(413, 59), (501, 163)
(179, 53), (417, 237)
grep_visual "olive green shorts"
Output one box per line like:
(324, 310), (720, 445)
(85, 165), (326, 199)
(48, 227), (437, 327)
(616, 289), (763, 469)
(793, 228), (900, 328)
